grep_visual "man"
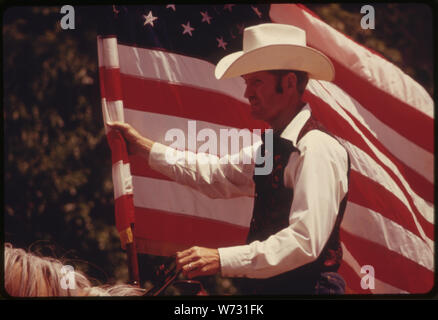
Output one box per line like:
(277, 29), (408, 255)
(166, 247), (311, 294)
(108, 23), (349, 294)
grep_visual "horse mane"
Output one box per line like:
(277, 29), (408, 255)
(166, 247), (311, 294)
(4, 243), (145, 297)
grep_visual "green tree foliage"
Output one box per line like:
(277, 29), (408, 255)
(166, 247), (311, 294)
(3, 4), (433, 296)
(4, 6), (129, 285)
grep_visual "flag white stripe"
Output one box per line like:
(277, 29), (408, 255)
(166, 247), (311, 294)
(112, 160), (134, 199)
(320, 81), (433, 184)
(124, 109), (258, 152)
(117, 44), (247, 103)
(132, 176), (253, 227)
(308, 80), (433, 223)
(341, 243), (408, 294)
(100, 37), (120, 68)
(102, 99), (125, 135)
(343, 202), (433, 271)
(344, 140), (433, 238)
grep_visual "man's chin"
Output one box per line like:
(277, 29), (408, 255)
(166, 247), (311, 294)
(250, 110), (264, 121)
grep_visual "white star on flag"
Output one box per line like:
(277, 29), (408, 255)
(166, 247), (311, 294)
(224, 4), (235, 12)
(216, 37), (228, 50)
(166, 4), (176, 11)
(251, 6), (262, 18)
(181, 21), (195, 36)
(200, 11), (212, 24)
(143, 11), (158, 27)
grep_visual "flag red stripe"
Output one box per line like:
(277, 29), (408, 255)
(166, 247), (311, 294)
(135, 238), (191, 256)
(306, 93), (433, 239)
(98, 67), (106, 98)
(305, 89), (433, 204)
(332, 60), (433, 153)
(348, 171), (428, 240)
(100, 67), (123, 102)
(340, 230), (434, 293)
(107, 130), (130, 164)
(114, 194), (135, 231)
(340, 105), (433, 203)
(133, 207), (248, 248)
(337, 260), (373, 294)
(129, 155), (172, 181)
(119, 74), (268, 130)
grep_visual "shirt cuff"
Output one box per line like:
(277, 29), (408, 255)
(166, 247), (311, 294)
(218, 245), (252, 278)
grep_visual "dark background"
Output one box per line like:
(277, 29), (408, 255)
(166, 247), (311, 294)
(2, 4), (434, 295)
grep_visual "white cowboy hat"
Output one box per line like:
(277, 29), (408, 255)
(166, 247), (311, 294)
(215, 23), (335, 81)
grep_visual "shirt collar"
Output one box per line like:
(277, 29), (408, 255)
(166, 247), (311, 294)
(279, 103), (311, 147)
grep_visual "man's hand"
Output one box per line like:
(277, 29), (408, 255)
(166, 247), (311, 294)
(176, 246), (220, 279)
(106, 121), (154, 159)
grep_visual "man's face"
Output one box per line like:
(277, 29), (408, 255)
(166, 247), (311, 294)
(242, 71), (295, 124)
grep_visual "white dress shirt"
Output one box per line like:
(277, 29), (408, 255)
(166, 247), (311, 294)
(148, 104), (349, 279)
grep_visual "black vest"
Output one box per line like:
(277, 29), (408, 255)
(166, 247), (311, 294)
(242, 117), (350, 295)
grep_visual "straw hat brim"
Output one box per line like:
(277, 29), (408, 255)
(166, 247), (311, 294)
(215, 44), (335, 81)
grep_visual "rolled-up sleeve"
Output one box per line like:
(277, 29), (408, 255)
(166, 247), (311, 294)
(219, 130), (349, 279)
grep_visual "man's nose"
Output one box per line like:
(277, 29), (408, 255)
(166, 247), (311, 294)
(244, 85), (253, 99)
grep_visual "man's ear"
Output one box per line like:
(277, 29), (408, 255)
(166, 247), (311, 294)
(283, 72), (298, 93)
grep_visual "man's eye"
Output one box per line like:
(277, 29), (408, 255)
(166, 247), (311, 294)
(244, 79), (261, 86)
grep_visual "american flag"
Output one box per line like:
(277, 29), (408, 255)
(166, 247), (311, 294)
(97, 4), (434, 294)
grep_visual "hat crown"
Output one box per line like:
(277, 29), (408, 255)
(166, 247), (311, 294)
(243, 23), (307, 52)
(215, 23), (334, 81)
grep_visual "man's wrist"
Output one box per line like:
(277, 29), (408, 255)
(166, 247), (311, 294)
(140, 137), (154, 160)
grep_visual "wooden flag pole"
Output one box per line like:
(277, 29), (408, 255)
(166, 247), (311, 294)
(125, 223), (140, 287)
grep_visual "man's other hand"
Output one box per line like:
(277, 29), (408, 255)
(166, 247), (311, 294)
(107, 121), (154, 159)
(176, 246), (221, 279)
